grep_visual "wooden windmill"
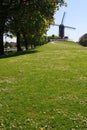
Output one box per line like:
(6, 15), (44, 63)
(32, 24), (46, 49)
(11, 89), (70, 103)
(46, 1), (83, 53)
(53, 12), (76, 39)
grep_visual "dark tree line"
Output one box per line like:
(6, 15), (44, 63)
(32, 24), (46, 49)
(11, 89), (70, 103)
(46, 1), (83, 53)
(0, 0), (66, 55)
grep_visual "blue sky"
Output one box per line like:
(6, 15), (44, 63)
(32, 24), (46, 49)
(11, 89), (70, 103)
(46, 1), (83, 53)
(47, 0), (87, 42)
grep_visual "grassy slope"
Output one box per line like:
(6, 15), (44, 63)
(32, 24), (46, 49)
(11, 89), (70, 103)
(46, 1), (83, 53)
(0, 41), (87, 130)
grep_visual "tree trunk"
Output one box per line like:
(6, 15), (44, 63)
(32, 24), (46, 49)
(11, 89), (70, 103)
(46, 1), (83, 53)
(23, 34), (28, 50)
(17, 32), (22, 52)
(0, 10), (5, 55)
(0, 28), (4, 55)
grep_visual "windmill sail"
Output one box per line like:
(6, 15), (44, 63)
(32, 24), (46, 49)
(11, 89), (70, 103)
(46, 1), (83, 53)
(61, 12), (66, 24)
(64, 26), (76, 29)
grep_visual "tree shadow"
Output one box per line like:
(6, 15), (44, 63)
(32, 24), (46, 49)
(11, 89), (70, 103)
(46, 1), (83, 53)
(0, 49), (39, 59)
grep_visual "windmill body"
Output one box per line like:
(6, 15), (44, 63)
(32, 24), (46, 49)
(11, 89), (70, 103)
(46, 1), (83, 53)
(59, 24), (64, 39)
(53, 12), (76, 39)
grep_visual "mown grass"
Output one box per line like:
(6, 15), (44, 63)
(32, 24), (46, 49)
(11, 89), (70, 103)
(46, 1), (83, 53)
(0, 41), (87, 130)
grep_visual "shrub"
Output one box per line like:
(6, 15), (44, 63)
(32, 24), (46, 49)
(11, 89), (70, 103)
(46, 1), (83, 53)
(79, 33), (87, 46)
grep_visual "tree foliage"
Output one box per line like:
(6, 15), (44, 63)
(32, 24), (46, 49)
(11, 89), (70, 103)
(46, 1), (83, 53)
(79, 33), (87, 47)
(0, 0), (66, 55)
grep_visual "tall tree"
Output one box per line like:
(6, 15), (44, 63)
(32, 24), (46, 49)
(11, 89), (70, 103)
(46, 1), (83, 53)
(0, 0), (25, 55)
(0, 0), (9, 55)
(21, 0), (66, 48)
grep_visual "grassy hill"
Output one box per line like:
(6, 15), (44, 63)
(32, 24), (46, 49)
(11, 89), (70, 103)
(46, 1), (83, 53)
(0, 41), (87, 130)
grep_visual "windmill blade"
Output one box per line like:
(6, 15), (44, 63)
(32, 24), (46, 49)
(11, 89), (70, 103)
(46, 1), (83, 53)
(64, 26), (76, 29)
(61, 12), (66, 24)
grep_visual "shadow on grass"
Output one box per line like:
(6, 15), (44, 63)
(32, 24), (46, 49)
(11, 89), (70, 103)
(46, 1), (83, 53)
(0, 49), (39, 59)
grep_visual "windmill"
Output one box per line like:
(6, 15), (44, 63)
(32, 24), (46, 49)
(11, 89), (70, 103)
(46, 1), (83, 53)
(53, 12), (76, 39)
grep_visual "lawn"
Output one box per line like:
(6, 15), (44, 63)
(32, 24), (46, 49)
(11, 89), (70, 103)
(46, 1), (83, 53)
(0, 41), (87, 130)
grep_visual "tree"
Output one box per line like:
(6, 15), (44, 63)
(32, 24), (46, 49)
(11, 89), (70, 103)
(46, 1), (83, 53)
(24, 0), (66, 47)
(0, 0), (9, 55)
(79, 33), (87, 47)
(0, 0), (21, 55)
(0, 0), (29, 54)
(4, 1), (26, 52)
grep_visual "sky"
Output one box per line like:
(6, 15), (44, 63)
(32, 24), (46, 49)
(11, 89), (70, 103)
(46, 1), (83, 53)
(5, 0), (87, 42)
(47, 0), (87, 42)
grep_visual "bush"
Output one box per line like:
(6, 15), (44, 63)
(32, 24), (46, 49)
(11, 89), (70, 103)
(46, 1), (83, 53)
(79, 33), (87, 46)
(48, 35), (58, 42)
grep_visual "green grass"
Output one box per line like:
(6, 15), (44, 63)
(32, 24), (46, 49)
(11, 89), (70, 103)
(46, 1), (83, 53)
(0, 41), (87, 130)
